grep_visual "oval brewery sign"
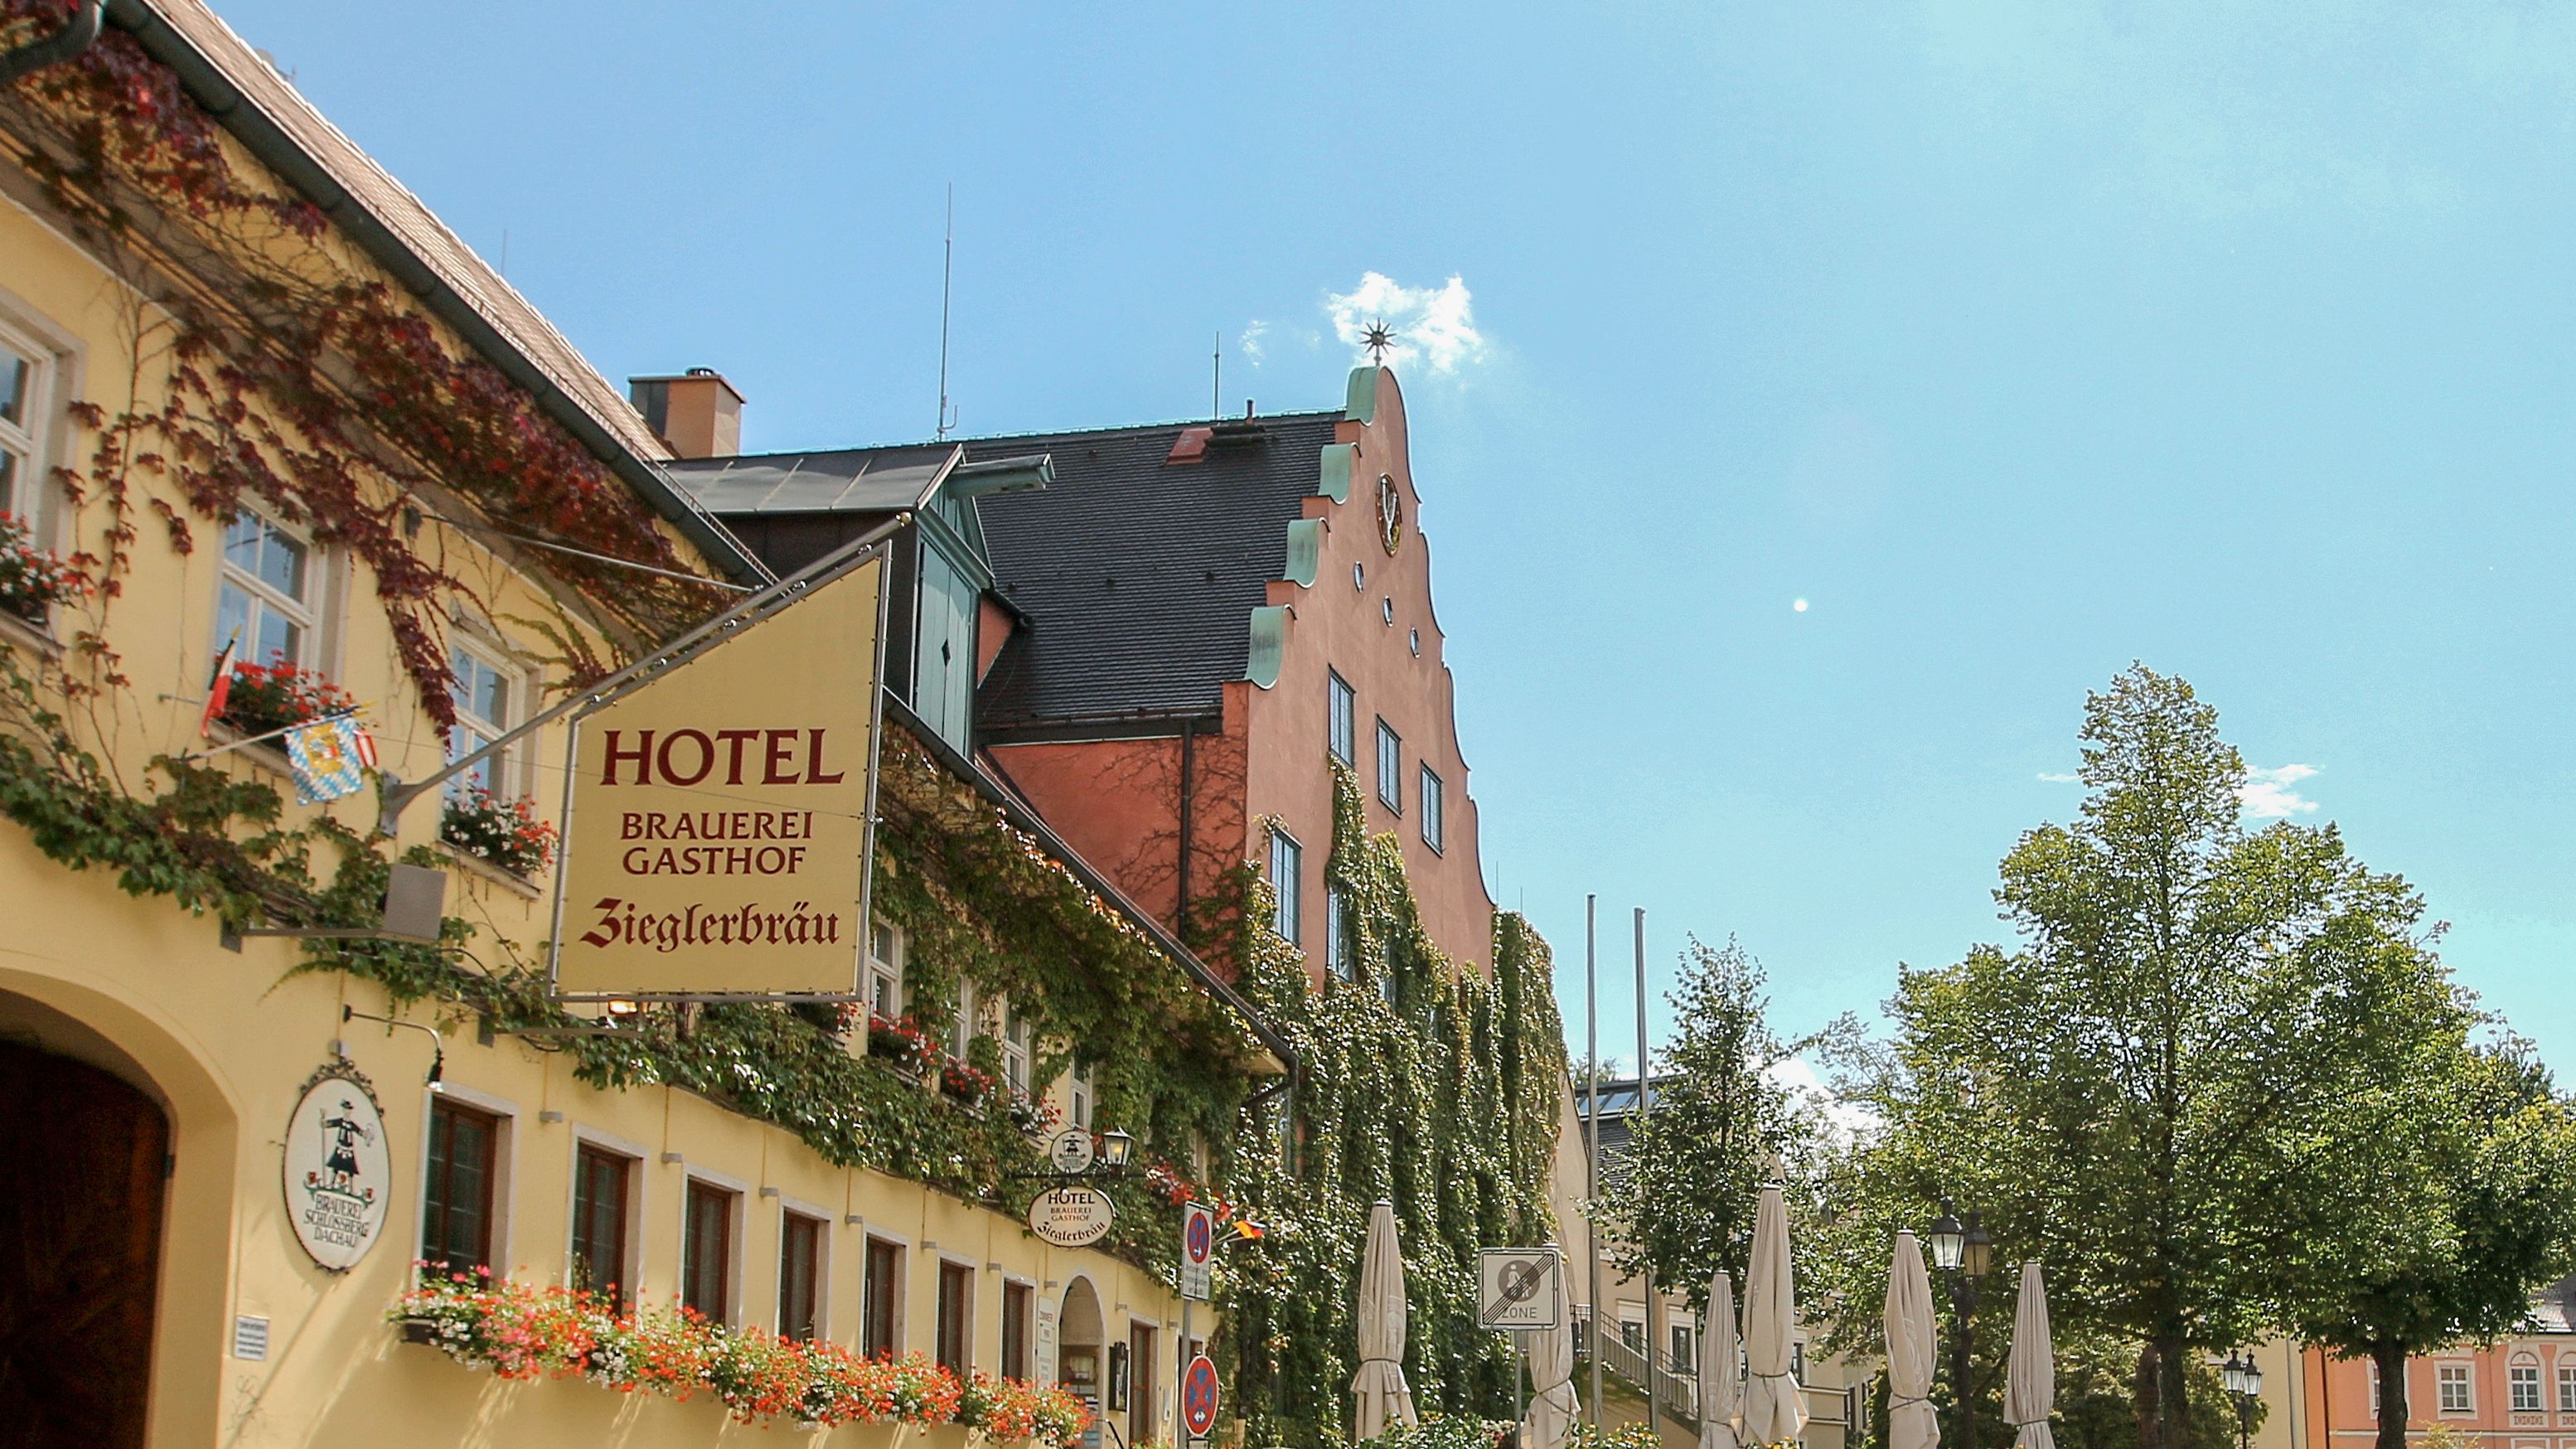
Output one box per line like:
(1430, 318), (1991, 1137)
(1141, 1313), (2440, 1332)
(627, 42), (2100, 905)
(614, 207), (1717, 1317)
(282, 1060), (392, 1272)
(1029, 1185), (1115, 1248)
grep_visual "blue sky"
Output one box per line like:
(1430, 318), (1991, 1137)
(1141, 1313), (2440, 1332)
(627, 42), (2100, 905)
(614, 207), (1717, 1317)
(220, 1), (2576, 1069)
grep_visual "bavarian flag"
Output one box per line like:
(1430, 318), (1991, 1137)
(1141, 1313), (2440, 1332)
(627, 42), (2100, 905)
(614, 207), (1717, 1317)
(284, 713), (378, 806)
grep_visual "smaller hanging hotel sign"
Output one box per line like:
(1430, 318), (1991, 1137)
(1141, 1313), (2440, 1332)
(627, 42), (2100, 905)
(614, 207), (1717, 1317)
(282, 1060), (391, 1271)
(552, 540), (889, 1000)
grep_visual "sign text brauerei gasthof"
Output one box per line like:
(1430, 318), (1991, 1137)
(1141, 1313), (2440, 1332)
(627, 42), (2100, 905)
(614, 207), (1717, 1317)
(554, 547), (886, 998)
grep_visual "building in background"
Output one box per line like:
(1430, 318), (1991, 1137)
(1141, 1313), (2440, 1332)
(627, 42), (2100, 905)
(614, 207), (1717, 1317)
(2244, 1282), (2576, 1449)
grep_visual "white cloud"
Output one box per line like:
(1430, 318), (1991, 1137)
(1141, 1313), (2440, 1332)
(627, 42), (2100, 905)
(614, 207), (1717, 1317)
(2239, 763), (2321, 819)
(1239, 320), (1269, 365)
(1323, 271), (1489, 375)
(2036, 771), (2079, 783)
(1765, 1056), (1881, 1145)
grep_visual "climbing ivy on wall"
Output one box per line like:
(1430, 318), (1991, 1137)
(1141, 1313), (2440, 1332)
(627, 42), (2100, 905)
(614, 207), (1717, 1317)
(1211, 762), (1569, 1449)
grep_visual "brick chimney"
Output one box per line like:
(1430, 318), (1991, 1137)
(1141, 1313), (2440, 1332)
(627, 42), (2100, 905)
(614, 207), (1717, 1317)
(629, 368), (743, 458)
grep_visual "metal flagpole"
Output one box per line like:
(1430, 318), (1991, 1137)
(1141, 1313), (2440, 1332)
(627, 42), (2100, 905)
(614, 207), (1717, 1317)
(1635, 906), (1658, 1440)
(1584, 894), (1603, 1430)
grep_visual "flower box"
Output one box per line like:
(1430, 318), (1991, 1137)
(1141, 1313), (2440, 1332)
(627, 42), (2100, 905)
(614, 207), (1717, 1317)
(867, 1013), (937, 1076)
(0, 513), (84, 624)
(438, 786), (558, 877)
(217, 659), (355, 739)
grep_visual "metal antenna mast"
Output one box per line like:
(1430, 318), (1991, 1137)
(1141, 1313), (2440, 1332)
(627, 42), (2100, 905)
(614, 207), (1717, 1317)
(936, 185), (956, 440)
(1212, 331), (1222, 419)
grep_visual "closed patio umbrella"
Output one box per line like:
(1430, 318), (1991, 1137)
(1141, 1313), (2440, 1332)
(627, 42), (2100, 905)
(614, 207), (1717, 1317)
(2006, 1262), (2055, 1449)
(1885, 1230), (1939, 1449)
(1352, 1200), (1420, 1441)
(1523, 1267), (1581, 1449)
(1700, 1267), (1742, 1449)
(1740, 1183), (1809, 1445)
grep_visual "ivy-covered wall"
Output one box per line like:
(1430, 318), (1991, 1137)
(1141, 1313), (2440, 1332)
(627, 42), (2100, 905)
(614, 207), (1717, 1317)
(1213, 762), (1568, 1449)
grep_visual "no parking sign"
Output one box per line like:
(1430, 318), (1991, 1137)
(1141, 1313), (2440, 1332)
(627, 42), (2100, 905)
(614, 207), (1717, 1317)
(1182, 1353), (1220, 1439)
(1180, 1202), (1213, 1301)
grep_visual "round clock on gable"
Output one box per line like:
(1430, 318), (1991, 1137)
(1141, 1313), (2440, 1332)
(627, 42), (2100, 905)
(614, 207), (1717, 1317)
(1376, 473), (1404, 555)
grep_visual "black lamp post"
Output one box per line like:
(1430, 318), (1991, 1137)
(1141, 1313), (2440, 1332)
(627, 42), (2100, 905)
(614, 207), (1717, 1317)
(1927, 1200), (1993, 1449)
(2223, 1350), (2264, 1449)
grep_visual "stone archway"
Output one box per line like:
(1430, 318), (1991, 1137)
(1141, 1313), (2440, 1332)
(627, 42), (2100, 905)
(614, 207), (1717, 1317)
(0, 1035), (170, 1447)
(1060, 1276), (1106, 1449)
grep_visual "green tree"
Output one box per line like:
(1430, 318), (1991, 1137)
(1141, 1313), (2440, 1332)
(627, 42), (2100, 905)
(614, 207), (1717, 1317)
(2288, 1040), (2576, 1449)
(1595, 938), (1849, 1310)
(1837, 666), (2474, 1449)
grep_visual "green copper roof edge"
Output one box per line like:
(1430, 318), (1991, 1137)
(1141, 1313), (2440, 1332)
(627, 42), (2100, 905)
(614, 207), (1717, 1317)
(1245, 604), (1290, 689)
(1283, 518), (1323, 588)
(1344, 366), (1382, 423)
(1318, 442), (1356, 502)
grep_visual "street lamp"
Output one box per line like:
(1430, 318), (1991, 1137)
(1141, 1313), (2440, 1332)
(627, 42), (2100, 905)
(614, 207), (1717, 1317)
(2223, 1350), (2264, 1449)
(1098, 1127), (1135, 1170)
(1928, 1201), (1993, 1449)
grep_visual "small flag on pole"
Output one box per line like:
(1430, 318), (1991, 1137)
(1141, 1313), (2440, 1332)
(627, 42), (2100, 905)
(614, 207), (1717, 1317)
(198, 631), (240, 739)
(284, 713), (376, 805)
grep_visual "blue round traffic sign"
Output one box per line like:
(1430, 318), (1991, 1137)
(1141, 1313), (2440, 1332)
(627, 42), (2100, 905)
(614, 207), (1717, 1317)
(1186, 1209), (1213, 1263)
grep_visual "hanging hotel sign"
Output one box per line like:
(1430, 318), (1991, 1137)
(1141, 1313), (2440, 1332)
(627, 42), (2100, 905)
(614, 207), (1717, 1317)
(552, 542), (888, 1000)
(1029, 1185), (1116, 1248)
(282, 1060), (391, 1272)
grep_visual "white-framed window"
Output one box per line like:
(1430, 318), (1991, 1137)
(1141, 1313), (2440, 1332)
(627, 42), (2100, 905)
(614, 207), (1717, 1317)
(1000, 999), (1033, 1094)
(867, 919), (904, 1021)
(1068, 1059), (1093, 1130)
(1375, 720), (1401, 812)
(2513, 1364), (2543, 1413)
(1268, 827), (1301, 945)
(1328, 671), (1355, 764)
(1419, 765), (1444, 853)
(1324, 884), (1353, 982)
(2440, 1363), (2475, 1413)
(216, 505), (318, 671)
(447, 635), (523, 798)
(1669, 1323), (1693, 1374)
(949, 979), (976, 1061)
(2555, 1362), (2575, 1413)
(0, 326), (50, 531)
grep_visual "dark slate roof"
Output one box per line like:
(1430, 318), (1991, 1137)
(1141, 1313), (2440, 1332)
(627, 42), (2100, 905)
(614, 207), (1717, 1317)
(966, 413), (1340, 728)
(663, 444), (960, 515)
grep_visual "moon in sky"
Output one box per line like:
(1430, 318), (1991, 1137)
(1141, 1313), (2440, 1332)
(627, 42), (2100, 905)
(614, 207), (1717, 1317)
(1792, 598), (1809, 613)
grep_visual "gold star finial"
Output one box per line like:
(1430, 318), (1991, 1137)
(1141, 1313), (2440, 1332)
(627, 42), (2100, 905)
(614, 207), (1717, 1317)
(1360, 318), (1396, 365)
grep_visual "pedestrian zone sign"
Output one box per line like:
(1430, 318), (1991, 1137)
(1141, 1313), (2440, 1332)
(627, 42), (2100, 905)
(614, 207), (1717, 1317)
(1477, 1247), (1563, 1330)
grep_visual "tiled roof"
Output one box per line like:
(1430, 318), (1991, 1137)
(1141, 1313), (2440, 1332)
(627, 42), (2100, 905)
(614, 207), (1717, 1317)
(966, 414), (1340, 729)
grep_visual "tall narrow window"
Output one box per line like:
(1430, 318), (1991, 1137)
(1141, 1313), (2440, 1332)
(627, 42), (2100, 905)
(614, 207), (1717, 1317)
(1001, 1001), (1033, 1095)
(1324, 884), (1353, 982)
(570, 1144), (632, 1311)
(1375, 720), (1402, 812)
(1327, 671), (1356, 764)
(936, 1260), (974, 1373)
(1419, 766), (1444, 852)
(2440, 1364), (2474, 1413)
(1068, 1059), (1094, 1130)
(682, 1180), (736, 1321)
(447, 640), (519, 797)
(420, 1098), (497, 1274)
(2556, 1364), (2575, 1414)
(216, 508), (318, 671)
(2513, 1364), (2543, 1413)
(949, 979), (976, 1062)
(1002, 1281), (1033, 1380)
(1268, 828), (1302, 945)
(868, 919), (905, 1021)
(863, 1237), (901, 1357)
(0, 333), (42, 524)
(778, 1212), (823, 1341)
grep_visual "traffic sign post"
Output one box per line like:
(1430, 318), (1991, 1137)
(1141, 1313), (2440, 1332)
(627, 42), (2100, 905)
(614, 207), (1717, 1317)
(1182, 1353), (1220, 1441)
(1478, 1247), (1565, 1330)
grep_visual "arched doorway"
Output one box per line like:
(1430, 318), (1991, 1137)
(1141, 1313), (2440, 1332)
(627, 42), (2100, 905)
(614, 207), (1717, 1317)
(0, 1037), (169, 1447)
(1060, 1276), (1105, 1449)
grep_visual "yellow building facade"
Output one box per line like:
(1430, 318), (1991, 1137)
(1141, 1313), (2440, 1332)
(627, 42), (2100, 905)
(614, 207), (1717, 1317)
(0, 3), (1252, 1445)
